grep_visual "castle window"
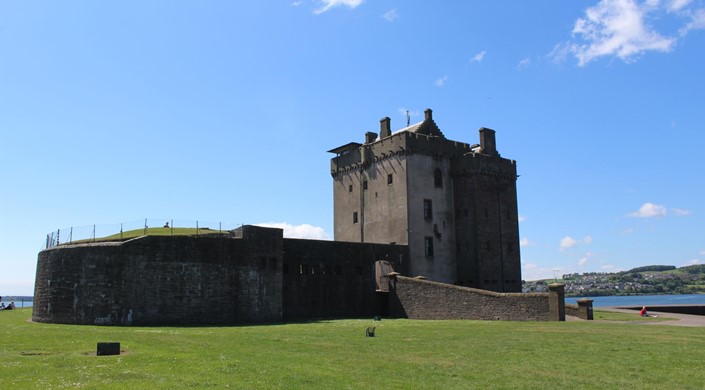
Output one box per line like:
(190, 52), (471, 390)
(387, 174), (393, 185)
(424, 236), (434, 256)
(423, 199), (433, 219)
(312, 265), (321, 275)
(349, 184), (353, 192)
(353, 212), (358, 224)
(363, 180), (368, 191)
(434, 169), (443, 188)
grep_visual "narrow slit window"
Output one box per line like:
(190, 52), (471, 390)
(424, 236), (434, 256)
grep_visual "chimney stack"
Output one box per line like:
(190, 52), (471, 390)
(379, 117), (391, 138)
(479, 127), (498, 156)
(424, 108), (433, 121)
(365, 131), (378, 144)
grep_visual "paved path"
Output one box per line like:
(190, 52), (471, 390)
(599, 307), (705, 327)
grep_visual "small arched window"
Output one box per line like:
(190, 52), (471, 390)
(434, 168), (443, 188)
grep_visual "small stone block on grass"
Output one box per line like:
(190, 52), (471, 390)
(97, 342), (120, 356)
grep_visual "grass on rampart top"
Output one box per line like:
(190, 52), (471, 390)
(69, 227), (227, 244)
(1, 308), (703, 389)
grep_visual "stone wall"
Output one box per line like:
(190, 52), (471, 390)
(33, 226), (409, 326)
(33, 227), (283, 326)
(282, 239), (407, 319)
(389, 276), (561, 321)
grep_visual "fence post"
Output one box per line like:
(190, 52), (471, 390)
(196, 221), (199, 236)
(171, 219), (173, 236)
(57, 229), (60, 245)
(93, 225), (96, 242)
(69, 227), (73, 244)
(144, 219), (147, 236)
(120, 223), (123, 240)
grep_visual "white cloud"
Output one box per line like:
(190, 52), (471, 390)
(470, 50), (486, 62)
(520, 237), (535, 247)
(555, 0), (680, 66)
(629, 202), (667, 218)
(685, 259), (701, 265)
(398, 108), (420, 117)
(254, 222), (330, 240)
(518, 214), (527, 223)
(314, 0), (363, 15)
(680, 8), (705, 35)
(523, 262), (538, 270)
(601, 264), (616, 271)
(621, 227), (635, 234)
(517, 57), (531, 69)
(521, 263), (562, 281)
(382, 8), (399, 22)
(700, 251), (705, 256)
(578, 257), (589, 267)
(575, 0), (674, 65)
(290, 1), (303, 7)
(672, 208), (692, 216)
(560, 236), (592, 251)
(560, 236), (578, 251)
(668, 0), (692, 12)
(434, 75), (448, 87)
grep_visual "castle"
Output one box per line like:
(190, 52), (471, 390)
(329, 109), (521, 292)
(33, 109), (568, 326)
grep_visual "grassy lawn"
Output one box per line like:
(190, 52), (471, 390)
(2, 308), (704, 389)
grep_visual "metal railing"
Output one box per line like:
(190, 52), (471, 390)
(43, 219), (245, 250)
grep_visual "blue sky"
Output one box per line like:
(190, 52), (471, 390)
(1, 0), (704, 295)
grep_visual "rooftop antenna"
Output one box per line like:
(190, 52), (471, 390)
(406, 110), (410, 127)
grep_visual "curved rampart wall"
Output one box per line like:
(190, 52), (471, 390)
(33, 229), (283, 325)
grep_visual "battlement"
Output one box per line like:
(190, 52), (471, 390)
(328, 109), (511, 178)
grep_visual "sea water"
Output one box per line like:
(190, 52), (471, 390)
(565, 294), (705, 307)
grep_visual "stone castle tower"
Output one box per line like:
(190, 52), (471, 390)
(328, 109), (521, 292)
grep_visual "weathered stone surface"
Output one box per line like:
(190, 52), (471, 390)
(389, 276), (556, 321)
(33, 226), (408, 325)
(329, 111), (521, 292)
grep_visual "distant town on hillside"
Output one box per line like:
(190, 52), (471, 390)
(523, 264), (705, 297)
